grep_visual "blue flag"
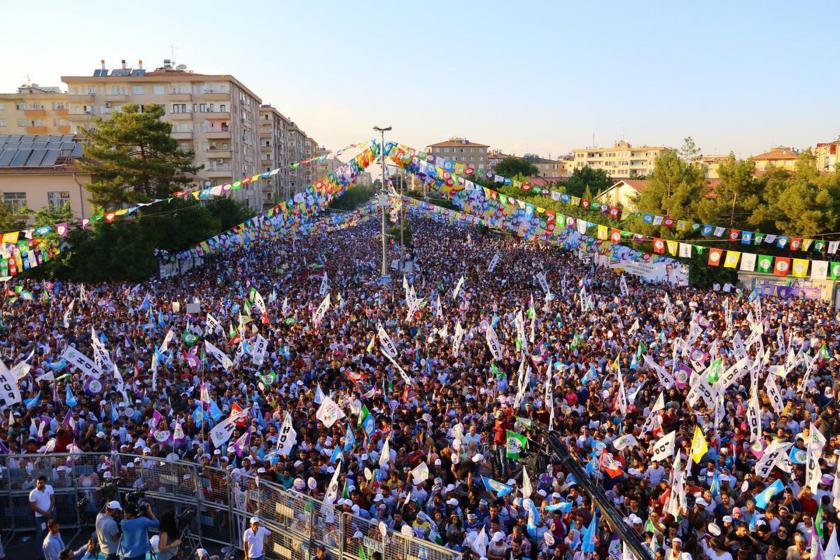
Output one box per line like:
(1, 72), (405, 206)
(343, 425), (356, 452)
(526, 498), (540, 538)
(330, 447), (344, 464)
(192, 406), (206, 427)
(481, 476), (513, 498)
(65, 386), (78, 408)
(209, 399), (224, 422)
(788, 446), (807, 465)
(755, 479), (784, 510)
(581, 508), (599, 553)
(24, 393), (41, 410)
(709, 470), (721, 499)
(139, 295), (151, 312)
(545, 501), (574, 513)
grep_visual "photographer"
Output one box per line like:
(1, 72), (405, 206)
(156, 511), (182, 560)
(117, 502), (158, 560)
(95, 501), (122, 560)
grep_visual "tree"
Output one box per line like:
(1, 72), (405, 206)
(0, 203), (29, 232)
(635, 149), (706, 236)
(678, 136), (702, 163)
(80, 104), (200, 208)
(494, 157), (538, 178)
(33, 202), (74, 227)
(565, 166), (612, 198)
(695, 155), (762, 228)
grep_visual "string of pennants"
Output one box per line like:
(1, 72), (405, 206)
(0, 140), (371, 246)
(389, 146), (839, 254)
(387, 144), (840, 280)
(172, 143), (380, 262)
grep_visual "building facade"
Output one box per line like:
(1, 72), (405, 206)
(0, 84), (70, 135)
(569, 140), (665, 178)
(258, 105), (291, 205)
(426, 138), (489, 174)
(750, 147), (799, 173)
(814, 140), (839, 173)
(0, 134), (94, 219)
(523, 155), (564, 178)
(62, 60), (264, 210)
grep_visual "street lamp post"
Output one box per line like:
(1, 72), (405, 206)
(373, 126), (392, 277)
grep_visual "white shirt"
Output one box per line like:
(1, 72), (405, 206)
(243, 526), (270, 558)
(29, 485), (54, 516)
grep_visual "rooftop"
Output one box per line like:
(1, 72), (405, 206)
(0, 134), (82, 168)
(751, 147), (799, 161)
(427, 138), (489, 149)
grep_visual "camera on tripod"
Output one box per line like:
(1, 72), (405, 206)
(125, 488), (149, 511)
(176, 509), (195, 531)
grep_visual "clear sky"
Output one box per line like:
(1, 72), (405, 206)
(3, 0), (839, 159)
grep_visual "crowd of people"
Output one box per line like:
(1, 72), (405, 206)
(1, 208), (839, 560)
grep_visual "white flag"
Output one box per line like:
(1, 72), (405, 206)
(63, 298), (75, 329)
(160, 329), (176, 353)
(316, 396), (345, 428)
(452, 276), (465, 300)
(488, 254), (500, 272)
(312, 293), (331, 327)
(471, 528), (488, 558)
(380, 438), (391, 468)
(485, 322), (504, 361)
(0, 361), (22, 412)
(378, 325), (398, 359)
(314, 384), (325, 404)
(411, 462), (430, 485)
(613, 434), (639, 451)
(210, 409), (248, 448)
(204, 340), (233, 371)
(452, 321), (465, 357)
(651, 431), (676, 462)
(250, 335), (268, 367)
(276, 413), (297, 456)
(205, 313), (223, 336)
(522, 467), (533, 499)
(62, 346), (103, 378)
(252, 290), (267, 316)
(319, 272), (330, 296)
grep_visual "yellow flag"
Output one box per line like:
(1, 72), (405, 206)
(597, 225), (608, 240)
(366, 334), (376, 353)
(723, 251), (741, 268)
(666, 240), (679, 256)
(691, 426), (708, 463)
(611, 353), (621, 371)
(792, 259), (809, 278)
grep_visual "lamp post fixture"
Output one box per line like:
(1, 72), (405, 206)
(373, 126), (392, 277)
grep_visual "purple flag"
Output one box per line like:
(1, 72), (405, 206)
(232, 427), (252, 457)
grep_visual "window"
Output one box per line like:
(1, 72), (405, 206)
(48, 191), (71, 210)
(153, 85), (165, 95)
(52, 102), (66, 110)
(0, 120), (5, 127)
(132, 85), (144, 95)
(171, 103), (188, 113)
(17, 119), (26, 127)
(3, 192), (27, 212)
(219, 104), (226, 112)
(0, 103), (5, 111)
(111, 86), (124, 95)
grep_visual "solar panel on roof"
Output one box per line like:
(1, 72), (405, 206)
(42, 150), (60, 167)
(0, 150), (14, 166)
(10, 149), (32, 166)
(131, 69), (145, 77)
(71, 144), (83, 158)
(33, 141), (48, 150)
(26, 149), (48, 167)
(61, 134), (74, 143)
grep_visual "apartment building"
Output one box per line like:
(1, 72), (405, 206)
(426, 138), (489, 173)
(287, 123), (308, 194)
(523, 154), (565, 178)
(814, 140), (839, 173)
(259, 104), (291, 204)
(61, 59), (264, 210)
(696, 155), (728, 179)
(0, 84), (70, 135)
(569, 140), (665, 178)
(750, 146), (799, 173)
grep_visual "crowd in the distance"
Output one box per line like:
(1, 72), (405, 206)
(1, 210), (839, 560)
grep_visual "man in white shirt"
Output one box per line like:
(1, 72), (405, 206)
(30, 475), (55, 545)
(243, 517), (270, 560)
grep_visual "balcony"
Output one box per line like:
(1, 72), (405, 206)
(168, 112), (193, 120)
(205, 149), (232, 159)
(55, 108), (69, 117)
(103, 94), (128, 102)
(195, 91), (230, 101)
(68, 93), (96, 101)
(169, 93), (192, 101)
(203, 129), (231, 139)
(204, 169), (232, 179)
(202, 111), (230, 119)
(56, 125), (71, 134)
(26, 126), (48, 134)
(24, 109), (47, 118)
(67, 112), (94, 121)
(171, 131), (194, 140)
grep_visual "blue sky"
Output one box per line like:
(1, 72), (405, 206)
(3, 0), (839, 158)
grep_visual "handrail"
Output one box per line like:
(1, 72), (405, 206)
(0, 452), (461, 560)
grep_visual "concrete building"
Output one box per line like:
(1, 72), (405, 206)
(487, 150), (511, 173)
(814, 139), (840, 173)
(426, 138), (489, 173)
(259, 104), (291, 205)
(61, 59), (264, 210)
(523, 154), (564, 178)
(0, 134), (94, 219)
(287, 123), (308, 194)
(696, 155), (728, 179)
(595, 179), (647, 211)
(750, 147), (799, 173)
(569, 140), (665, 178)
(0, 84), (71, 135)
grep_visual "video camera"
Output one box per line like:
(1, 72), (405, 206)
(125, 488), (150, 512)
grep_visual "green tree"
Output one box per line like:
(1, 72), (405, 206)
(679, 136), (702, 163)
(565, 166), (612, 198)
(80, 104), (200, 208)
(637, 150), (705, 218)
(695, 155), (762, 229)
(33, 202), (74, 227)
(0, 203), (30, 232)
(494, 157), (538, 178)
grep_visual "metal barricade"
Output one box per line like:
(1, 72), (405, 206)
(0, 453), (462, 560)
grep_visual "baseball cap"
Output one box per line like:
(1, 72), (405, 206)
(250, 517), (260, 524)
(107, 501), (122, 510)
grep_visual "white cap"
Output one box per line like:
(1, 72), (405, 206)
(708, 523), (721, 536)
(250, 516), (260, 524)
(107, 500), (122, 510)
(491, 532), (505, 543)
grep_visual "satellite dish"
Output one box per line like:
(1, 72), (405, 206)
(176, 64), (187, 71)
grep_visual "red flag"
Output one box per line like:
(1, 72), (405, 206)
(708, 248), (724, 266)
(790, 237), (802, 251)
(599, 451), (624, 478)
(652, 238), (666, 254)
(729, 229), (740, 242)
(774, 257), (791, 276)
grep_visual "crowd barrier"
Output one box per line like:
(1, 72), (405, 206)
(0, 453), (461, 560)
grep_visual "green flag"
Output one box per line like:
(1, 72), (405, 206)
(570, 333), (582, 350)
(706, 357), (723, 384)
(815, 503), (824, 539)
(182, 329), (199, 347)
(490, 363), (506, 379)
(249, 287), (257, 302)
(243, 299), (252, 316)
(514, 417), (533, 431)
(636, 341), (647, 359)
(505, 430), (528, 460)
(358, 404), (371, 428)
(819, 344), (830, 361)
(831, 262), (840, 280)
(757, 255), (774, 274)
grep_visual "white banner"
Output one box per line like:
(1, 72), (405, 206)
(452, 276), (465, 300)
(210, 409), (248, 448)
(755, 441), (792, 478)
(452, 321), (465, 357)
(0, 361), (22, 412)
(485, 322), (504, 361)
(276, 413), (297, 456)
(312, 293), (331, 327)
(487, 254), (500, 273)
(62, 346), (103, 379)
(651, 431), (676, 462)
(251, 335), (268, 367)
(378, 325), (398, 359)
(204, 340), (233, 371)
(206, 313), (223, 336)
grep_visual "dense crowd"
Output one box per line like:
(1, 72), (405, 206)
(1, 211), (839, 560)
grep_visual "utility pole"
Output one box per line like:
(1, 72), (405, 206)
(373, 126), (392, 277)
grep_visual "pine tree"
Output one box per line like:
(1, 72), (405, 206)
(79, 104), (200, 208)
